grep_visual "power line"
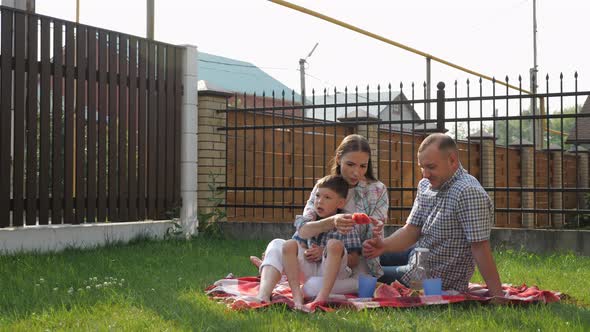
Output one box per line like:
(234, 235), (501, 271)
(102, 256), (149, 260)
(200, 66), (298, 93)
(198, 58), (291, 71)
(200, 65), (271, 79)
(296, 68), (335, 90)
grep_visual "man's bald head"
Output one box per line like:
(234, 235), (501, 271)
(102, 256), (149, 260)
(418, 133), (458, 156)
(417, 133), (460, 189)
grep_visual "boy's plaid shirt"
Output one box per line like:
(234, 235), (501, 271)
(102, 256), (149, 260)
(294, 179), (388, 277)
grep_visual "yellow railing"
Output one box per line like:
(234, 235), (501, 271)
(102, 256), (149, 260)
(269, 0), (564, 137)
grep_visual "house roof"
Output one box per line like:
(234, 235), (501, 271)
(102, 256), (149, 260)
(307, 91), (416, 116)
(308, 91), (402, 116)
(565, 96), (590, 144)
(198, 52), (300, 99)
(567, 145), (589, 153)
(195, 52), (429, 128)
(305, 90), (432, 131)
(197, 80), (233, 97)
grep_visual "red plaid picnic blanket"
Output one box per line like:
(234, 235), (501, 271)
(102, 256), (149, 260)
(205, 274), (561, 313)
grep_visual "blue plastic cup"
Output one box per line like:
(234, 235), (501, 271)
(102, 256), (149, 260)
(423, 278), (442, 296)
(358, 274), (378, 298)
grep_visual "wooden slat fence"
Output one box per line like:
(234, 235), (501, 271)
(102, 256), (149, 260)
(0, 6), (182, 227)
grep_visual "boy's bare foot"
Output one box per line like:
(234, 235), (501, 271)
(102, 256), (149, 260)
(291, 288), (305, 308)
(236, 295), (264, 304)
(249, 256), (263, 269)
(255, 295), (270, 303)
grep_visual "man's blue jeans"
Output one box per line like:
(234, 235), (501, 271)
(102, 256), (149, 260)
(379, 247), (415, 285)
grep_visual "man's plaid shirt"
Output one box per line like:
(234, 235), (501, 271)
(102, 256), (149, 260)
(401, 165), (494, 292)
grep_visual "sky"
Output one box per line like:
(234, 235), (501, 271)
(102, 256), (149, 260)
(35, 0), (589, 108)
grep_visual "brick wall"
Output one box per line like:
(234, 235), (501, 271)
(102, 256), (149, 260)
(195, 94), (588, 228)
(197, 93), (227, 215)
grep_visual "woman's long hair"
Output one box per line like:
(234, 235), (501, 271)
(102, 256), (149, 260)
(329, 134), (377, 181)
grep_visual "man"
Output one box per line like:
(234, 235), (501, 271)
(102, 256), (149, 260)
(363, 133), (504, 297)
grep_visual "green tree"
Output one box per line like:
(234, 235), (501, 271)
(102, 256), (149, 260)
(492, 110), (533, 146)
(492, 105), (581, 148)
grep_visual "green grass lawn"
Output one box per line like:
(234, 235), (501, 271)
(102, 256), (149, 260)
(0, 236), (589, 331)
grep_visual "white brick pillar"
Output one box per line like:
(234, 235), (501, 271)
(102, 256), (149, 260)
(569, 146), (589, 210)
(467, 131), (496, 204)
(1, 0), (34, 11)
(545, 145), (563, 228)
(580, 151), (589, 209)
(180, 45), (199, 237)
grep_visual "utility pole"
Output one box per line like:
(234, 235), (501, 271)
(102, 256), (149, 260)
(530, 0), (541, 149)
(299, 58), (306, 104)
(299, 42), (318, 106)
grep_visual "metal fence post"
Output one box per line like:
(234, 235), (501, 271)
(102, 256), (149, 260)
(436, 82), (445, 132)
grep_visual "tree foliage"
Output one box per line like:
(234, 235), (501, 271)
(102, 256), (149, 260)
(491, 105), (580, 148)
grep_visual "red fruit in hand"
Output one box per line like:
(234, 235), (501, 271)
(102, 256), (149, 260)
(352, 213), (371, 225)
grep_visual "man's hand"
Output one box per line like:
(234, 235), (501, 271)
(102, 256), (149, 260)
(488, 288), (505, 298)
(489, 290), (510, 304)
(362, 237), (385, 259)
(471, 240), (503, 302)
(304, 244), (323, 262)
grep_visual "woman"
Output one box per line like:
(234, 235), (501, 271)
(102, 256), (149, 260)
(254, 134), (389, 303)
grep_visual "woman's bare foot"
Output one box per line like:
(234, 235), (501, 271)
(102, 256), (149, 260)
(249, 256), (263, 269)
(313, 294), (328, 304)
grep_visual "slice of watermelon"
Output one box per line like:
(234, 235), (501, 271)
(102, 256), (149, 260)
(373, 283), (401, 298)
(352, 213), (371, 225)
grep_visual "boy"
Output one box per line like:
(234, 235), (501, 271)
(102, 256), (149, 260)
(282, 175), (362, 307)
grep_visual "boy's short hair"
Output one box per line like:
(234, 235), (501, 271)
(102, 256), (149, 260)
(316, 175), (349, 199)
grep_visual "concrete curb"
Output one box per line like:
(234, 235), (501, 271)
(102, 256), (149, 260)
(0, 220), (176, 255)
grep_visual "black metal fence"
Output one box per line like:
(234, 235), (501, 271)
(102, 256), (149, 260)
(220, 75), (590, 229)
(0, 6), (183, 228)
